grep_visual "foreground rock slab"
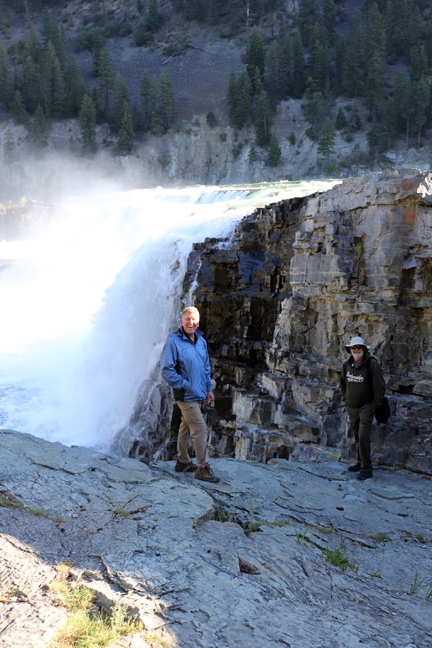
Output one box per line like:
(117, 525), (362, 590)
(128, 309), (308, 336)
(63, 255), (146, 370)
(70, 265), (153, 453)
(1, 429), (431, 648)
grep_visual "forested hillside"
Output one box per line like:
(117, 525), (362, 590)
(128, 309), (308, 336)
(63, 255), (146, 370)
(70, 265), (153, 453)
(0, 0), (432, 171)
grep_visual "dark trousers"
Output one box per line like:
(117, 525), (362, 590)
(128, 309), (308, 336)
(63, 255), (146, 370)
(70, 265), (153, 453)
(346, 403), (374, 471)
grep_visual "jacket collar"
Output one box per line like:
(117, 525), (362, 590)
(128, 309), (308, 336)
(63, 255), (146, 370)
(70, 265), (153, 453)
(178, 325), (202, 342)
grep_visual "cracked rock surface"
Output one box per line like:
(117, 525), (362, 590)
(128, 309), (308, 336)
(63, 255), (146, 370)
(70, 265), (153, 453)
(1, 429), (431, 647)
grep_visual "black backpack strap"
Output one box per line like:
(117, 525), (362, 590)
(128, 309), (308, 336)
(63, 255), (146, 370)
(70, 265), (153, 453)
(366, 357), (372, 390)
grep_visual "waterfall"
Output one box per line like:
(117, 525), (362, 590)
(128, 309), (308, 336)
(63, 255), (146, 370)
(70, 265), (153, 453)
(0, 180), (338, 454)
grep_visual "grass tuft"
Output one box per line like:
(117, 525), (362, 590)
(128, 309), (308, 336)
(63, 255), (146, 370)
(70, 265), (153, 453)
(324, 546), (358, 572)
(27, 507), (49, 517)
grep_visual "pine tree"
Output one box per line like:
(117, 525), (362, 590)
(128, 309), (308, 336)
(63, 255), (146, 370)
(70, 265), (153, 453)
(323, 0), (337, 46)
(304, 87), (324, 138)
(317, 118), (336, 169)
(148, 0), (159, 33)
(425, 24), (432, 68)
(265, 40), (283, 100)
(248, 141), (258, 164)
(334, 35), (346, 95)
(365, 2), (386, 64)
(0, 41), (11, 108)
(253, 66), (263, 96)
(79, 94), (97, 153)
(406, 6), (423, 53)
(111, 72), (130, 130)
(150, 74), (164, 133)
(342, 12), (364, 98)
(65, 54), (86, 116)
(92, 26), (105, 77)
(158, 68), (175, 130)
(226, 71), (238, 126)
(119, 100), (135, 153)
(364, 51), (384, 118)
(28, 23), (41, 63)
(410, 46), (428, 83)
(412, 78), (429, 147)
(335, 107), (347, 129)
(98, 48), (115, 115)
(11, 90), (27, 124)
(3, 129), (15, 164)
(208, 0), (221, 23)
(50, 49), (67, 117)
(29, 104), (50, 148)
(206, 111), (216, 127)
(308, 24), (331, 93)
(139, 69), (152, 130)
(366, 113), (382, 153)
(246, 26), (265, 81)
(267, 134), (281, 167)
(298, 0), (318, 46)
(22, 56), (37, 112)
(292, 31), (306, 98)
(279, 34), (292, 98)
(385, 68), (410, 139)
(41, 7), (58, 51)
(235, 71), (252, 128)
(254, 89), (272, 146)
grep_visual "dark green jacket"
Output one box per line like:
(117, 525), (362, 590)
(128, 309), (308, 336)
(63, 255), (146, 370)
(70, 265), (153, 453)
(340, 351), (386, 410)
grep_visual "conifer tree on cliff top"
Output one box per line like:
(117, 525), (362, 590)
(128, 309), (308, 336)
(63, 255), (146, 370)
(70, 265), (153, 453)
(119, 100), (135, 154)
(317, 117), (336, 169)
(246, 26), (265, 82)
(98, 48), (115, 115)
(111, 72), (130, 130)
(79, 94), (97, 154)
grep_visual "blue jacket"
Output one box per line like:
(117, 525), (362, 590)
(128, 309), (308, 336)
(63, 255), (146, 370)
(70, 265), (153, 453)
(161, 326), (212, 402)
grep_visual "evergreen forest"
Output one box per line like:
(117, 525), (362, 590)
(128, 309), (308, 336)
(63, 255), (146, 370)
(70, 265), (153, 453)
(1, 0), (432, 162)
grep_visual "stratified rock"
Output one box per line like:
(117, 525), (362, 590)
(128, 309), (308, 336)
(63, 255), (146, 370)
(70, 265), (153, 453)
(185, 170), (432, 473)
(1, 430), (431, 648)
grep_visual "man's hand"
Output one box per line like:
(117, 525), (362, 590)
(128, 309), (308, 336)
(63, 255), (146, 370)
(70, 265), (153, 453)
(206, 391), (214, 404)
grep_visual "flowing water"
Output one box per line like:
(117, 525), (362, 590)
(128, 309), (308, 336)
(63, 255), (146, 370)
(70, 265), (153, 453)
(0, 180), (339, 453)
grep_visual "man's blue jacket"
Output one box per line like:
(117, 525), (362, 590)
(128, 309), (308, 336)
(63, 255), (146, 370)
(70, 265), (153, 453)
(161, 326), (212, 402)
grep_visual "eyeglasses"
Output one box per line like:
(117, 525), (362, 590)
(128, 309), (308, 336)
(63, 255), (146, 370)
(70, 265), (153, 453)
(351, 346), (363, 350)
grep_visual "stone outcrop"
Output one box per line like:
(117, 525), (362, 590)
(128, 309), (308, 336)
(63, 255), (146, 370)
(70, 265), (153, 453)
(181, 170), (432, 474)
(1, 429), (431, 648)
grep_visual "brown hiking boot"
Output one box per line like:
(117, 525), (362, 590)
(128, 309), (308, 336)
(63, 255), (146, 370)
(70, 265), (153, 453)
(175, 460), (197, 473)
(195, 464), (220, 483)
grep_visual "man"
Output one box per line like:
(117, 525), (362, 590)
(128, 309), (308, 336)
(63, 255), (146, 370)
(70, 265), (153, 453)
(340, 336), (386, 481)
(161, 306), (220, 483)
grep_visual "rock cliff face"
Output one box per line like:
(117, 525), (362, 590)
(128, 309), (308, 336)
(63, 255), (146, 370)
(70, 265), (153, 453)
(181, 169), (432, 474)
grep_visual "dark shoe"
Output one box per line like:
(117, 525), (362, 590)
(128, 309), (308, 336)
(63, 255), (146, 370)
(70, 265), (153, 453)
(195, 464), (220, 483)
(357, 470), (373, 481)
(175, 460), (197, 473)
(348, 463), (361, 472)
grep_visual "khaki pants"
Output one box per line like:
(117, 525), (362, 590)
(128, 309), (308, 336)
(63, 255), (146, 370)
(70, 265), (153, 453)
(176, 401), (209, 469)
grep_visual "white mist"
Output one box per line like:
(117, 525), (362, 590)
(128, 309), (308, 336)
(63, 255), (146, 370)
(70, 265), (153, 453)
(0, 180), (338, 452)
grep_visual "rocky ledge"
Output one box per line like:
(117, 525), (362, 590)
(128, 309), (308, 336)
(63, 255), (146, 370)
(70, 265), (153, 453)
(161, 168), (432, 475)
(1, 429), (431, 647)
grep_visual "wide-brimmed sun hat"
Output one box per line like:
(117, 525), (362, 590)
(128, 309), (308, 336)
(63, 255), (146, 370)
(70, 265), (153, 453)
(344, 336), (371, 353)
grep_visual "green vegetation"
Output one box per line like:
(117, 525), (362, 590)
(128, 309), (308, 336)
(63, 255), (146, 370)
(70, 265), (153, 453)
(49, 562), (169, 648)
(324, 546), (358, 572)
(295, 526), (310, 545)
(405, 571), (432, 601)
(0, 494), (23, 508)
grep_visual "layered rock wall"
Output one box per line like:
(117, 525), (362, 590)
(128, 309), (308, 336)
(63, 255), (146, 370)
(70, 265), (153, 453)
(183, 170), (432, 473)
